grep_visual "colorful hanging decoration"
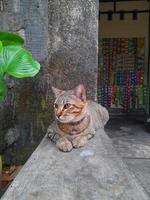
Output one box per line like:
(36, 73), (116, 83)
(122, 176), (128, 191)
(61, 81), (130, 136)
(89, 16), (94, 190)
(98, 37), (149, 113)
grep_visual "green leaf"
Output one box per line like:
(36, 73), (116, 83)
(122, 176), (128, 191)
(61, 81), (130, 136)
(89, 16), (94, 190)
(0, 45), (40, 78)
(0, 76), (7, 101)
(0, 46), (4, 76)
(0, 41), (2, 52)
(0, 32), (24, 46)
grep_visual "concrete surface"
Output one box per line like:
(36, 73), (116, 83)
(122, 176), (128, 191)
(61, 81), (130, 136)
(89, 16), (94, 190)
(0, 0), (50, 165)
(106, 118), (150, 196)
(47, 0), (99, 100)
(2, 128), (149, 200)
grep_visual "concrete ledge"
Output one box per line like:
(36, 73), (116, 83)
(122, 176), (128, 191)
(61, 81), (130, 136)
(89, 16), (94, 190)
(2, 129), (149, 200)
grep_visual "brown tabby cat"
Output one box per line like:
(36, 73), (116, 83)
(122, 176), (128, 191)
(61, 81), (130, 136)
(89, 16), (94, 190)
(47, 84), (109, 152)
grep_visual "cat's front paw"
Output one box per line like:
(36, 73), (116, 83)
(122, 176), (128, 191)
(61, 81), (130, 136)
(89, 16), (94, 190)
(56, 137), (73, 152)
(47, 127), (59, 144)
(72, 136), (88, 148)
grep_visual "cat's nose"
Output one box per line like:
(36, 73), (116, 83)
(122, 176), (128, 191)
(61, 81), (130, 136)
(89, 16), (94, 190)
(56, 111), (62, 118)
(57, 113), (61, 118)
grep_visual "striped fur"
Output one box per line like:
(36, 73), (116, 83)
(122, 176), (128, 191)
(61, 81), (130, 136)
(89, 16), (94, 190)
(47, 85), (109, 152)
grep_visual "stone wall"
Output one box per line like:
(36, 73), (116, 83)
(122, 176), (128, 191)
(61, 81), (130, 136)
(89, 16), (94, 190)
(0, 0), (99, 164)
(0, 0), (51, 164)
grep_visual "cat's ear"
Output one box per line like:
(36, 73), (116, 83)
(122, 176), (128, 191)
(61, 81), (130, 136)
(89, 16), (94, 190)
(52, 86), (64, 97)
(74, 84), (86, 102)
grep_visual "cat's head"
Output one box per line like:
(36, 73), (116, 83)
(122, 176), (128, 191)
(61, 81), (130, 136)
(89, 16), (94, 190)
(52, 84), (87, 123)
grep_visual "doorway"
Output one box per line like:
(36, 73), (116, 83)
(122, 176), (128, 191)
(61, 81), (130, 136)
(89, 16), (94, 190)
(98, 0), (150, 118)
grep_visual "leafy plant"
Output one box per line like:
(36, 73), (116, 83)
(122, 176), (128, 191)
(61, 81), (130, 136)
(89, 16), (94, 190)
(0, 32), (40, 101)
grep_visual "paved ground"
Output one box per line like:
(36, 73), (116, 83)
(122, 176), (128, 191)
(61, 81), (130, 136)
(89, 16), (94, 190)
(105, 118), (150, 196)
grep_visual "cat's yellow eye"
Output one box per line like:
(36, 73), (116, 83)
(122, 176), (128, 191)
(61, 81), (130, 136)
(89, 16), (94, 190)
(54, 103), (58, 109)
(64, 103), (70, 109)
